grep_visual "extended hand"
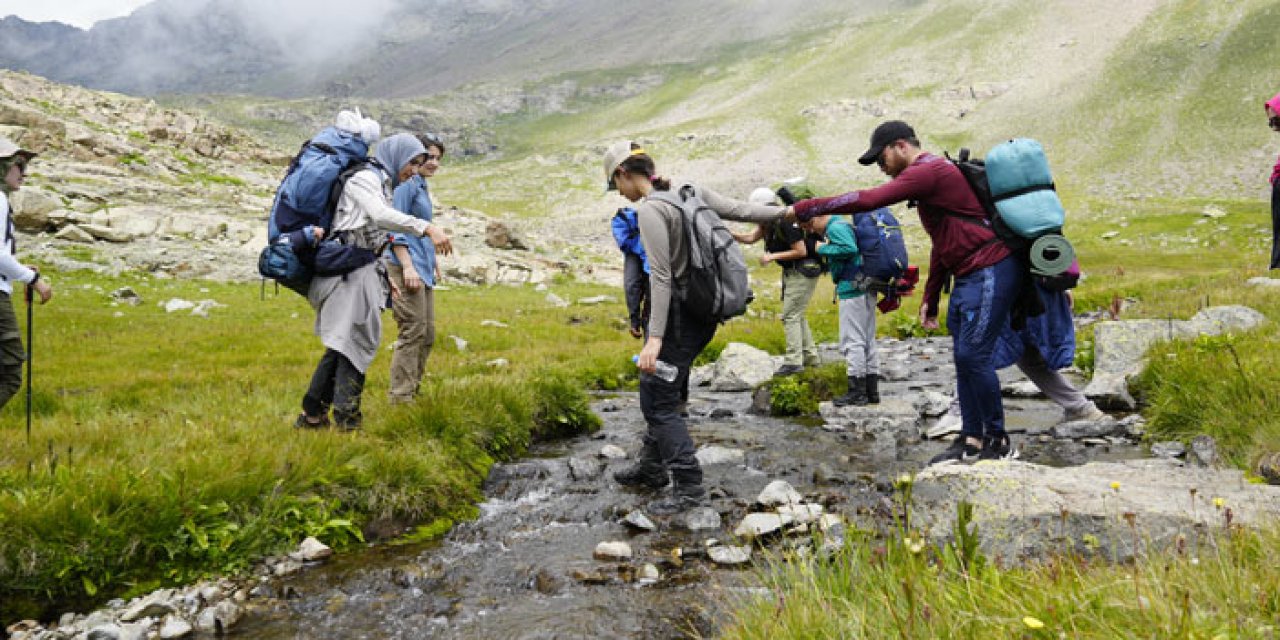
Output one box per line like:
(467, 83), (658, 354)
(425, 225), (453, 256)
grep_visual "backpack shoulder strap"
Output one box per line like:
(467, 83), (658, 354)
(324, 158), (379, 232)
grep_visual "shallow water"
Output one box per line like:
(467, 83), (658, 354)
(237, 340), (1142, 639)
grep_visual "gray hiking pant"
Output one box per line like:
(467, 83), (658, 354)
(838, 295), (879, 377)
(1015, 347), (1091, 414)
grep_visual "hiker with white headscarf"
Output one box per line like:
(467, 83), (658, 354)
(297, 132), (453, 431)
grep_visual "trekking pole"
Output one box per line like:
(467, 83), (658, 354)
(24, 281), (33, 444)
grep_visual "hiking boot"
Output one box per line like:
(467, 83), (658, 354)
(928, 436), (983, 466)
(865, 374), (881, 404)
(833, 376), (868, 407)
(648, 484), (706, 516)
(614, 463), (669, 490)
(294, 413), (329, 430)
(775, 364), (805, 377)
(1063, 403), (1107, 423)
(979, 432), (1020, 461)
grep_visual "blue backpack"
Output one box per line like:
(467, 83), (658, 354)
(840, 207), (909, 289)
(259, 127), (378, 296)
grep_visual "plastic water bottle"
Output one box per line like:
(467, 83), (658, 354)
(632, 355), (679, 383)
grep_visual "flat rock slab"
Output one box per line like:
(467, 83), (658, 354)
(910, 459), (1280, 562)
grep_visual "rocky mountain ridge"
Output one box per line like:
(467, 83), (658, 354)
(0, 70), (595, 288)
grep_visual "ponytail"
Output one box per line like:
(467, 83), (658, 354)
(619, 144), (670, 191)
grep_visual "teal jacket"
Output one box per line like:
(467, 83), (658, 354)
(817, 217), (864, 300)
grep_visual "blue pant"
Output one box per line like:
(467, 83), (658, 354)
(947, 255), (1024, 439)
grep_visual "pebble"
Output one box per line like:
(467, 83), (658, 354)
(593, 541), (633, 561)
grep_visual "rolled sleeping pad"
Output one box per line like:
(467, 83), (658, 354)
(986, 138), (1065, 238)
(1029, 234), (1076, 277)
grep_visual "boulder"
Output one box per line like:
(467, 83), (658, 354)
(568, 456), (604, 481)
(1190, 435), (1219, 467)
(818, 400), (920, 454)
(914, 391), (953, 417)
(158, 616), (193, 639)
(776, 503), (825, 525)
(1151, 441), (1186, 459)
(909, 459), (1280, 562)
(1257, 452), (1280, 485)
(8, 188), (60, 230)
(1083, 307), (1266, 410)
(194, 601), (243, 634)
(706, 342), (775, 391)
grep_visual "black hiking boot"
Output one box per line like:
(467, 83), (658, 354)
(613, 463), (669, 490)
(928, 436), (983, 466)
(648, 483), (706, 516)
(775, 364), (805, 377)
(833, 376), (868, 407)
(979, 432), (1019, 461)
(294, 413), (330, 430)
(865, 374), (881, 404)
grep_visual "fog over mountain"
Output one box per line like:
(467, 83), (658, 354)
(0, 0), (894, 97)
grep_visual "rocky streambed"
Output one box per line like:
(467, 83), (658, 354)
(11, 337), (1280, 640)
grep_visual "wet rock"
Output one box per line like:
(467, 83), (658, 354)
(568, 456), (604, 481)
(1119, 414), (1146, 438)
(1049, 416), (1120, 439)
(776, 503), (824, 524)
(911, 459), (1280, 562)
(733, 513), (792, 539)
(707, 342), (775, 391)
(709, 407), (735, 419)
(532, 569), (562, 595)
(756, 480), (803, 507)
(572, 569), (610, 585)
(598, 444), (627, 459)
(622, 510), (656, 532)
(1001, 380), (1043, 398)
(914, 391), (952, 417)
(274, 558), (303, 576)
(695, 445), (744, 466)
(86, 625), (124, 640)
(1151, 441), (1186, 459)
(120, 598), (174, 622)
(593, 541), (633, 561)
(819, 401), (919, 453)
(158, 616), (192, 639)
(195, 602), (242, 635)
(675, 507), (721, 532)
(707, 545), (752, 565)
(750, 387), (771, 415)
(1190, 435), (1218, 467)
(926, 412), (962, 439)
(637, 563), (661, 584)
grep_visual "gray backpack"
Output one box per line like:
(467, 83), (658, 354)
(647, 184), (752, 323)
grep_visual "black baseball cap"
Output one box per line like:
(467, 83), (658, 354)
(857, 120), (916, 166)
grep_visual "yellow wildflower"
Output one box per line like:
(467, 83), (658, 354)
(1110, 481), (1121, 491)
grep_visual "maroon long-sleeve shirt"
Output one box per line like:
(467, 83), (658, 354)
(793, 153), (1010, 316)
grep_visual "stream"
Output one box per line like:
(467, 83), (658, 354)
(233, 337), (1143, 639)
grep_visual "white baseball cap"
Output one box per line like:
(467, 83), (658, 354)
(0, 137), (36, 162)
(602, 140), (641, 190)
(748, 187), (777, 206)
